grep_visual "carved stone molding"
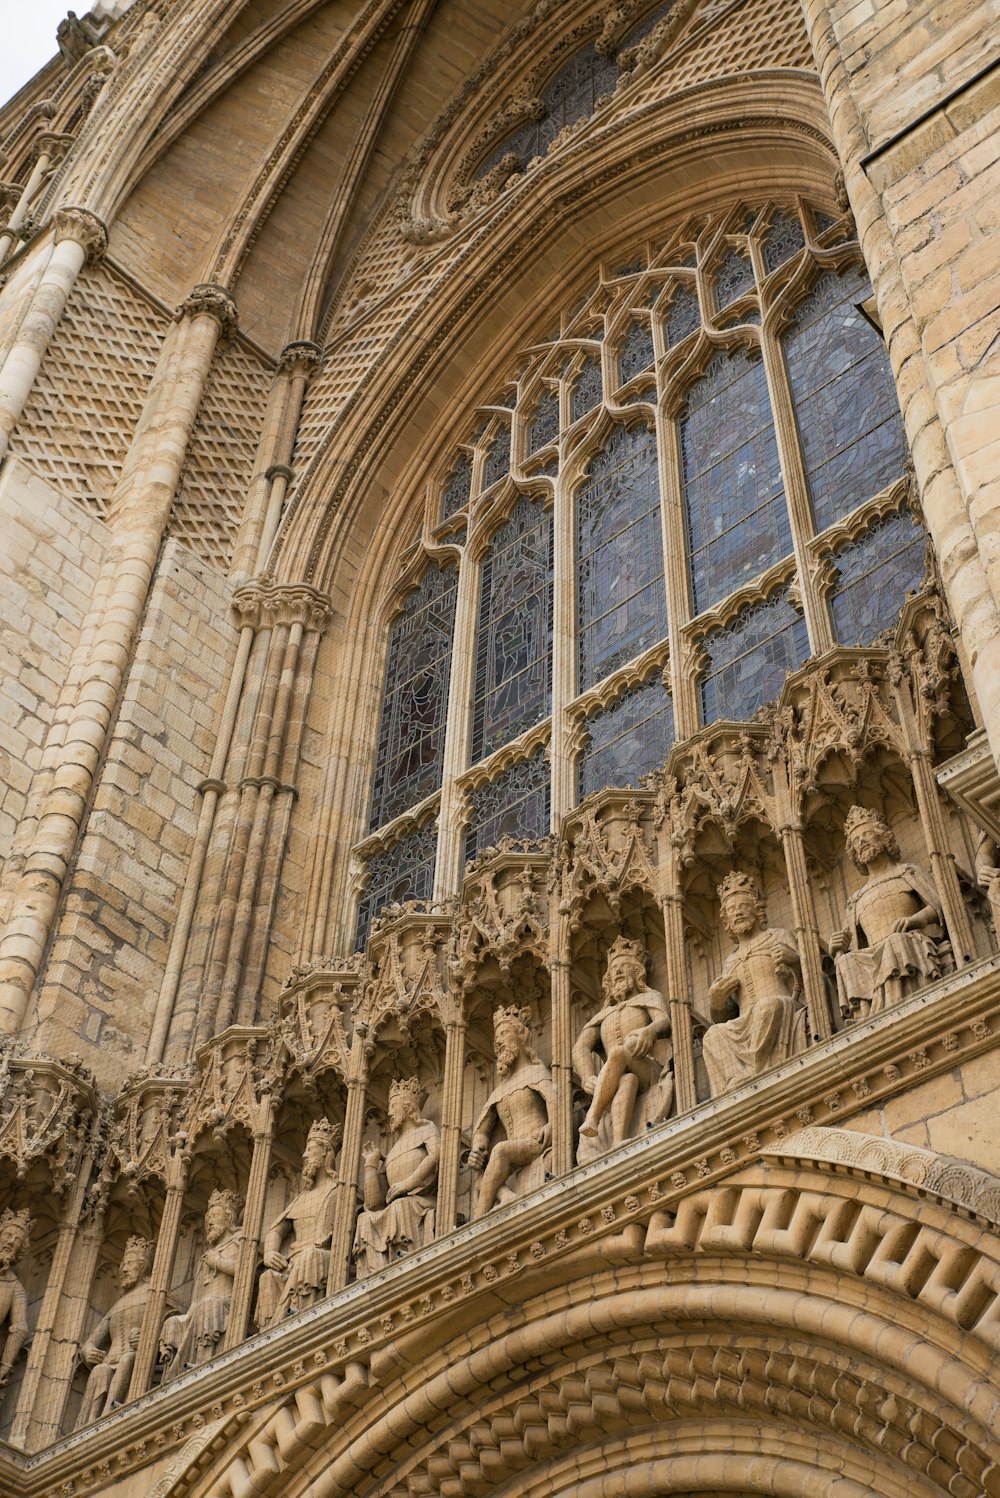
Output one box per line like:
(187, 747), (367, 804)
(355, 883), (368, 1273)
(277, 967), (358, 1087)
(102, 1072), (188, 1197)
(0, 1049), (98, 1194)
(52, 205), (107, 262)
(187, 1026), (274, 1141)
(454, 846), (550, 984)
(174, 281), (238, 338)
(276, 340), (323, 381)
(231, 576), (334, 633)
(560, 790), (658, 921)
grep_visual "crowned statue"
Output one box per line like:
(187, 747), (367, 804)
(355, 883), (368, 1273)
(77, 1236), (153, 1427)
(702, 871), (805, 1095)
(468, 1006), (555, 1218)
(353, 1077), (439, 1278)
(256, 1117), (340, 1328)
(0, 1207), (31, 1394)
(159, 1189), (241, 1381)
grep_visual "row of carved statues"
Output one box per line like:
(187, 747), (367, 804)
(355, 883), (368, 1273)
(0, 804), (982, 1428)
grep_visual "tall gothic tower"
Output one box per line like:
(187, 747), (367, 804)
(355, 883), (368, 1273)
(1, 1), (1000, 1493)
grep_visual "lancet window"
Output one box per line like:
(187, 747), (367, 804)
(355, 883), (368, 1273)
(355, 197), (924, 936)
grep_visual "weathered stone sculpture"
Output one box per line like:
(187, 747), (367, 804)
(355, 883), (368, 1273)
(159, 1189), (240, 1381)
(974, 830), (1000, 938)
(256, 1118), (340, 1328)
(702, 872), (805, 1095)
(573, 936), (672, 1155)
(0, 1207), (31, 1393)
(353, 1077), (439, 1278)
(77, 1236), (153, 1427)
(831, 806), (948, 1018)
(468, 1006), (555, 1218)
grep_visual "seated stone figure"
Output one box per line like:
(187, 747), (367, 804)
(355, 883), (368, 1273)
(256, 1117), (340, 1328)
(831, 805), (949, 1019)
(0, 1207), (32, 1394)
(160, 1189), (240, 1381)
(353, 1077), (439, 1278)
(77, 1236), (153, 1427)
(703, 872), (806, 1095)
(468, 1006), (555, 1219)
(573, 936), (672, 1159)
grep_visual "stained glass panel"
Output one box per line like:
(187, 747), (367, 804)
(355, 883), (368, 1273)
(830, 508), (927, 645)
(620, 0), (675, 48)
(472, 496), (553, 761)
(580, 677), (674, 798)
(701, 587), (809, 724)
(369, 565), (458, 833)
(482, 422), (512, 492)
(762, 209), (805, 275)
(619, 319), (655, 383)
(663, 283), (701, 346)
(715, 247), (755, 307)
(441, 452), (473, 519)
(529, 388), (560, 451)
(680, 349), (790, 613)
(476, 42), (619, 178)
(577, 423), (666, 690)
(782, 267), (908, 532)
(465, 744), (550, 862)
(355, 820), (438, 949)
(571, 358), (604, 424)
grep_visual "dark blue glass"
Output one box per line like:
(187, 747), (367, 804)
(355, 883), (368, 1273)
(701, 587), (809, 723)
(830, 508), (927, 645)
(580, 677), (675, 797)
(465, 744), (550, 862)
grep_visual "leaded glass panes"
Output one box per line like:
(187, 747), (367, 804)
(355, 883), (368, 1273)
(477, 42), (619, 178)
(465, 744), (550, 862)
(529, 388), (560, 451)
(577, 423), (666, 690)
(762, 210), (805, 275)
(571, 358), (603, 424)
(782, 267), (908, 533)
(580, 677), (674, 798)
(482, 423), (512, 491)
(620, 0), (675, 48)
(369, 565), (457, 833)
(619, 319), (655, 383)
(714, 247), (754, 307)
(830, 508), (926, 645)
(472, 496), (553, 761)
(681, 349), (790, 613)
(355, 820), (438, 949)
(662, 283), (700, 346)
(441, 452), (473, 519)
(700, 587), (809, 724)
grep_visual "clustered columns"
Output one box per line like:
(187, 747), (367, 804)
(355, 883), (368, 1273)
(0, 280), (237, 1040)
(0, 132), (75, 266)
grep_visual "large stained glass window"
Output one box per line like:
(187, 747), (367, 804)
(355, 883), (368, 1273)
(472, 496), (553, 762)
(369, 565), (457, 833)
(355, 820), (438, 949)
(681, 350), (790, 614)
(782, 267), (908, 533)
(465, 744), (550, 863)
(701, 586), (809, 724)
(577, 423), (666, 690)
(579, 677), (674, 799)
(830, 508), (927, 645)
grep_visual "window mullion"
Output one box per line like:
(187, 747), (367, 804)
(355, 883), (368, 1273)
(656, 405), (699, 740)
(759, 328), (835, 655)
(551, 474), (575, 828)
(434, 550), (480, 898)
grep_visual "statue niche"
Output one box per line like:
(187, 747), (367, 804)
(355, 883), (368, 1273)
(256, 1117), (340, 1328)
(468, 1006), (555, 1218)
(77, 1235), (153, 1427)
(159, 1189), (240, 1381)
(702, 872), (805, 1096)
(573, 936), (673, 1161)
(831, 805), (950, 1019)
(353, 1077), (439, 1278)
(0, 1207), (31, 1396)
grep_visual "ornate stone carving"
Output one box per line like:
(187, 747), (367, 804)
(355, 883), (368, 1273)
(256, 1119), (340, 1328)
(276, 341), (323, 381)
(353, 1078), (439, 1278)
(231, 576), (334, 633)
(0, 1051), (96, 1193)
(160, 1190), (241, 1381)
(560, 793), (657, 923)
(0, 1207), (31, 1392)
(702, 872), (806, 1095)
(574, 936), (672, 1157)
(187, 1028), (271, 1142)
(830, 806), (950, 1018)
(174, 282), (238, 338)
(453, 849), (548, 985)
(77, 1236), (154, 1427)
(468, 1007), (555, 1218)
(52, 206), (108, 262)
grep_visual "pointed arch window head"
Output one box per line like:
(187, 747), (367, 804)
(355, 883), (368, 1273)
(830, 508), (927, 645)
(369, 565), (457, 834)
(782, 266), (909, 533)
(465, 743), (550, 864)
(577, 422), (666, 691)
(473, 495), (554, 762)
(700, 586), (809, 725)
(681, 349), (790, 614)
(580, 677), (674, 799)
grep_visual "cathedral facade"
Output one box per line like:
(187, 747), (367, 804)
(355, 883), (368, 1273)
(1, 0), (1000, 1493)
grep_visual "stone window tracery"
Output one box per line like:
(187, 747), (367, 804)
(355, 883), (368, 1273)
(700, 586), (809, 724)
(579, 676), (674, 798)
(355, 819), (438, 948)
(829, 508), (927, 645)
(465, 743), (550, 861)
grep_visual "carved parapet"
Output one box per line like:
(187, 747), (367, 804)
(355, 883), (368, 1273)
(0, 1049), (98, 1194)
(53, 205), (107, 262)
(361, 913), (456, 1048)
(559, 789), (658, 919)
(455, 844), (550, 983)
(187, 1025), (273, 1141)
(231, 576), (334, 634)
(277, 964), (359, 1086)
(104, 1070), (189, 1197)
(175, 282), (238, 338)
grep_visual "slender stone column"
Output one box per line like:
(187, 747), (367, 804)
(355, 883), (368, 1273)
(223, 1092), (275, 1351)
(435, 1005), (467, 1237)
(549, 950), (574, 1178)
(30, 1202), (108, 1447)
(128, 1151), (189, 1399)
(0, 206), (106, 462)
(777, 819), (832, 1043)
(659, 837), (696, 1114)
(0, 282), (237, 1037)
(0, 132), (74, 265)
(327, 1032), (369, 1292)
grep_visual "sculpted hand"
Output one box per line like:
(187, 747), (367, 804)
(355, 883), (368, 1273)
(467, 1146), (487, 1171)
(385, 1183), (404, 1203)
(892, 915), (914, 933)
(979, 866), (1000, 887)
(708, 975), (739, 1002)
(128, 1327), (142, 1349)
(264, 1250), (288, 1273)
(362, 1142), (381, 1169)
(624, 1027), (654, 1060)
(81, 1344), (105, 1368)
(535, 1124), (551, 1150)
(829, 929), (849, 955)
(581, 1075), (597, 1096)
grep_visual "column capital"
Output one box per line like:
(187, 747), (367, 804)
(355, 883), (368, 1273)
(175, 281), (238, 338)
(277, 340), (322, 381)
(33, 131), (75, 166)
(53, 205), (107, 262)
(232, 575), (334, 633)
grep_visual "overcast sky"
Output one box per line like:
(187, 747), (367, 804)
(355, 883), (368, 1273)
(0, 4), (75, 104)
